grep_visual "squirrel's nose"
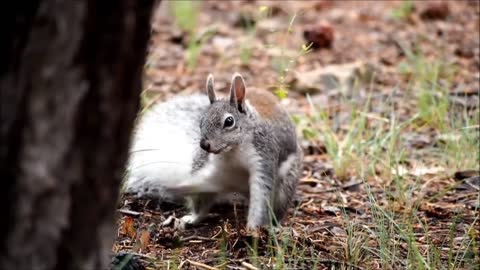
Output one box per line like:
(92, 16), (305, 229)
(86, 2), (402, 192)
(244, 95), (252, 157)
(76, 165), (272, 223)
(200, 138), (210, 152)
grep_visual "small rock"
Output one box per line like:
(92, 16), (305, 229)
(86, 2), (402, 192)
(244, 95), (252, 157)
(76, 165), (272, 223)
(420, 2), (449, 20)
(303, 22), (334, 49)
(293, 61), (374, 94)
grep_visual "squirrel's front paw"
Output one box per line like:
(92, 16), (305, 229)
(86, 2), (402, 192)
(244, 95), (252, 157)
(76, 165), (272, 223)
(161, 213), (203, 230)
(178, 214), (200, 229)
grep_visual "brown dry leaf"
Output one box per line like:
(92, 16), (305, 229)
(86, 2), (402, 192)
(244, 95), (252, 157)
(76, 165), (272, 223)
(120, 216), (136, 239)
(133, 229), (151, 252)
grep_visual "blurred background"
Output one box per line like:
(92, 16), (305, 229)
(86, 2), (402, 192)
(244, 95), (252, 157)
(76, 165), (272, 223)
(143, 0), (478, 106)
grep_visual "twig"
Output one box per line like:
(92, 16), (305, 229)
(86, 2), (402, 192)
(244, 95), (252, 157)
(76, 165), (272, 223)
(358, 111), (389, 123)
(118, 209), (142, 216)
(241, 261), (259, 270)
(180, 235), (217, 242)
(300, 178), (323, 184)
(299, 198), (314, 209)
(208, 226), (223, 240)
(214, 262), (228, 269)
(187, 259), (218, 270)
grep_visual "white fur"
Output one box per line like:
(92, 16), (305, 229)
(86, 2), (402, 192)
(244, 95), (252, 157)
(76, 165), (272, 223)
(247, 173), (269, 229)
(179, 214), (200, 225)
(125, 94), (209, 196)
(279, 154), (296, 179)
(172, 142), (260, 195)
(244, 100), (259, 118)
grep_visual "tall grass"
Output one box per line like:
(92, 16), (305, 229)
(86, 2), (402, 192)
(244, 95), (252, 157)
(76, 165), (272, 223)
(291, 44), (478, 268)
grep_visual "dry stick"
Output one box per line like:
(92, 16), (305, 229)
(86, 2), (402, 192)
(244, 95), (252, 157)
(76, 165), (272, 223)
(210, 226), (223, 239)
(118, 209), (142, 216)
(299, 198), (314, 209)
(241, 261), (259, 270)
(214, 262), (228, 269)
(187, 259), (218, 270)
(180, 235), (217, 242)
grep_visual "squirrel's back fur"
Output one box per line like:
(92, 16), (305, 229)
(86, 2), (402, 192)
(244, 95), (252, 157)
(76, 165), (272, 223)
(245, 88), (283, 120)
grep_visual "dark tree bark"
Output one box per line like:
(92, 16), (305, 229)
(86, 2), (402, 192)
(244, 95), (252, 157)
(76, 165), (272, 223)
(0, 0), (157, 269)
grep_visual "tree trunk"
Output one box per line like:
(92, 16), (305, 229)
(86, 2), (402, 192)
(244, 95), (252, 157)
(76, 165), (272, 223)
(0, 0), (156, 269)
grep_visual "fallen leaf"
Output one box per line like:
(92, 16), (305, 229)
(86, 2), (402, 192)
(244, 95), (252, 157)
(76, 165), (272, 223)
(120, 216), (136, 239)
(133, 229), (151, 252)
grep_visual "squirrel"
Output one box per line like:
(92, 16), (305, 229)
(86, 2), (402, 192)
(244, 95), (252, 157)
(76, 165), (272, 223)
(124, 73), (302, 230)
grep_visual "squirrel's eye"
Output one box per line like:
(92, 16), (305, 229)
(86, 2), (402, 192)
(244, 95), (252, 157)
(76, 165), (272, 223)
(223, 116), (235, 128)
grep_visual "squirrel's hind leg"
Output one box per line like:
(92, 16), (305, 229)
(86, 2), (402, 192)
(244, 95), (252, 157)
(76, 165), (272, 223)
(179, 193), (216, 229)
(273, 153), (302, 224)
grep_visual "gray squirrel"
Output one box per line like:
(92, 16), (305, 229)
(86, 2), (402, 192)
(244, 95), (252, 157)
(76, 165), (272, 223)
(125, 73), (302, 230)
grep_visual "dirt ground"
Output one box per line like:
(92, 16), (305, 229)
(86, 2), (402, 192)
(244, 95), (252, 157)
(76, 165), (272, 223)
(113, 1), (479, 269)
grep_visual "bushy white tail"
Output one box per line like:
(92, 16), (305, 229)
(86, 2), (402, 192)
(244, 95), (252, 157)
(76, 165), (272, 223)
(124, 94), (209, 199)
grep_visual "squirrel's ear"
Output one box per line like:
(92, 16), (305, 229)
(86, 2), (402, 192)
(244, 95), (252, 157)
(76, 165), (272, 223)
(206, 74), (216, 104)
(229, 73), (246, 113)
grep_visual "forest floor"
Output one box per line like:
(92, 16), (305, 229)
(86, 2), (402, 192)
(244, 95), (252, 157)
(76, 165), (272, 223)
(113, 1), (479, 269)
